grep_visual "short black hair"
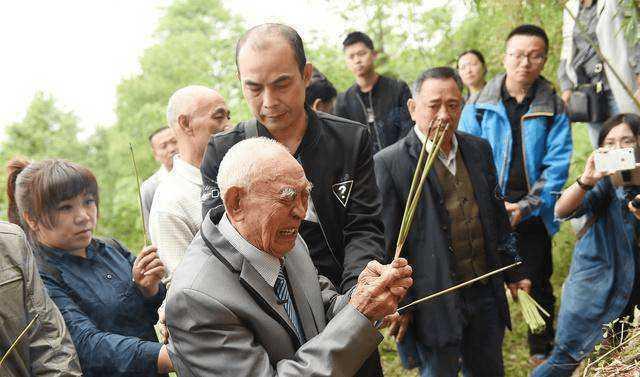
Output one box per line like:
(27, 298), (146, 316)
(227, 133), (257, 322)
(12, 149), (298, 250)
(148, 126), (170, 144)
(343, 31), (374, 51)
(506, 24), (549, 53)
(457, 49), (486, 68)
(413, 67), (463, 95)
(236, 23), (306, 74)
(598, 113), (640, 147)
(305, 69), (337, 106)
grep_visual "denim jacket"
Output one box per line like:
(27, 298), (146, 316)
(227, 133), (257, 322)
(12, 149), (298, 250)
(555, 178), (637, 361)
(37, 238), (166, 377)
(459, 74), (572, 235)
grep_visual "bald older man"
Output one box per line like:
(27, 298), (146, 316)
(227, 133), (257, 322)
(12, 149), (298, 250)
(149, 85), (231, 282)
(167, 137), (412, 377)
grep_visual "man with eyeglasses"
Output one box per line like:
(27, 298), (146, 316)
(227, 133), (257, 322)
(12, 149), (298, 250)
(459, 24), (572, 365)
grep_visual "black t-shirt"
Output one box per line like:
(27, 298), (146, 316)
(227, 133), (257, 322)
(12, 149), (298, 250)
(501, 80), (537, 202)
(357, 83), (382, 153)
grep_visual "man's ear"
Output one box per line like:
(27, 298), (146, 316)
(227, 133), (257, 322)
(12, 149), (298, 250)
(302, 63), (313, 87)
(312, 98), (322, 111)
(224, 186), (245, 222)
(178, 114), (192, 136)
(408, 98), (417, 122)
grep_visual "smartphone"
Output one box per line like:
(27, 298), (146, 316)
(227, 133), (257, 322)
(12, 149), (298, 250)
(594, 147), (636, 173)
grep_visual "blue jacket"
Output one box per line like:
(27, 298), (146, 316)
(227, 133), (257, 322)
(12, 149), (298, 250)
(555, 178), (637, 361)
(459, 74), (572, 235)
(37, 238), (166, 377)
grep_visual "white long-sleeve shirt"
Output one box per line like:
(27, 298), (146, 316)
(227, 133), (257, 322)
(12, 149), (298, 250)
(149, 156), (202, 284)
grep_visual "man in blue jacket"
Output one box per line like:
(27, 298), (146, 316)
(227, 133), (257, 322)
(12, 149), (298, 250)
(459, 24), (572, 363)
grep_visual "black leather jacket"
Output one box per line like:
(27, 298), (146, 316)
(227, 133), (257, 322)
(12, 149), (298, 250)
(334, 75), (413, 153)
(200, 108), (386, 292)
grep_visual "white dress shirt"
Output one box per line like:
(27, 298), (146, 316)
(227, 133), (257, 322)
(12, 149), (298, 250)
(414, 125), (458, 176)
(149, 156), (203, 284)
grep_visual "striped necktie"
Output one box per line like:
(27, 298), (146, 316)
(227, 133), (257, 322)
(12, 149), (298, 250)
(274, 267), (305, 344)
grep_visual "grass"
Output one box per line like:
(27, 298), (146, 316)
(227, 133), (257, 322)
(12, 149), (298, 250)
(380, 125), (592, 377)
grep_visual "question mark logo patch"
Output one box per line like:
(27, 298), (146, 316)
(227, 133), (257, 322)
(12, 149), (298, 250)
(332, 180), (353, 207)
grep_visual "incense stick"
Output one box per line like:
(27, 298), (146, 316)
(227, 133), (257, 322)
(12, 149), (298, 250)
(129, 143), (149, 247)
(0, 313), (39, 367)
(394, 120), (450, 259)
(396, 262), (521, 314)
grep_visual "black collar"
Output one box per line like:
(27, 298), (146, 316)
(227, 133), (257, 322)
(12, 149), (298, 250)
(501, 76), (538, 104)
(255, 105), (321, 157)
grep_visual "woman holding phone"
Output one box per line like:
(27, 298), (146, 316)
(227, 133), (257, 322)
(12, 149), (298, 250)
(533, 113), (640, 376)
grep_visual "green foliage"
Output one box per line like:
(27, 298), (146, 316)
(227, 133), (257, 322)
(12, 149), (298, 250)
(91, 0), (246, 249)
(0, 91), (88, 219)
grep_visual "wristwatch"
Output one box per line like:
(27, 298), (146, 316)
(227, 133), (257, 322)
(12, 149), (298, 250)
(576, 177), (594, 191)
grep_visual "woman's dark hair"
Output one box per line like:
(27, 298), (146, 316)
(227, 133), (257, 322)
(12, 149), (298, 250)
(597, 113), (640, 147)
(457, 49), (486, 69)
(7, 158), (99, 239)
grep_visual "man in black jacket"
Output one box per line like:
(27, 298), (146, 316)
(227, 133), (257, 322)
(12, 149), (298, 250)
(334, 31), (412, 154)
(200, 23), (385, 376)
(375, 67), (529, 377)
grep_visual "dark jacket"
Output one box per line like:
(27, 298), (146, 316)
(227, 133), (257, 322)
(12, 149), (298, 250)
(37, 238), (166, 377)
(201, 108), (386, 292)
(334, 75), (412, 152)
(0, 222), (81, 377)
(374, 130), (523, 347)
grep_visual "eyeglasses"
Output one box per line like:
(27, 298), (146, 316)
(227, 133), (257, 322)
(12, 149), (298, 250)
(506, 51), (546, 65)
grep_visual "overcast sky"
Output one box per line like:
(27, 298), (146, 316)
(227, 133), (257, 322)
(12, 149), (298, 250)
(0, 0), (455, 135)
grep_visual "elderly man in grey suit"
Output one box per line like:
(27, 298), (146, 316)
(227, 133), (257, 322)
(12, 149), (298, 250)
(166, 137), (413, 376)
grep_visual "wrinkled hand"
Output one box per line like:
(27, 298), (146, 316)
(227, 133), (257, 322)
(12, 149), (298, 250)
(387, 312), (412, 342)
(132, 245), (165, 298)
(507, 278), (532, 301)
(504, 202), (522, 228)
(349, 259), (413, 322)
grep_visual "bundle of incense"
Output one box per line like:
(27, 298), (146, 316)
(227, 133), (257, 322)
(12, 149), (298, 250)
(394, 119), (450, 260)
(511, 288), (550, 334)
(129, 143), (149, 247)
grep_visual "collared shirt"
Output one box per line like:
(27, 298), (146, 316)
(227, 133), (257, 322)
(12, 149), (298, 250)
(141, 166), (169, 233)
(413, 125), (458, 176)
(218, 214), (281, 287)
(149, 155), (203, 283)
(37, 239), (165, 377)
(501, 79), (537, 202)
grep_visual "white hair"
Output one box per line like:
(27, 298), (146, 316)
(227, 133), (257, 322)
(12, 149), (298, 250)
(217, 137), (291, 200)
(166, 85), (215, 129)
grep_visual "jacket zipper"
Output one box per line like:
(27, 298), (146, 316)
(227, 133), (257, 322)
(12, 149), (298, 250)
(356, 92), (383, 150)
(297, 155), (344, 280)
(519, 112), (553, 190)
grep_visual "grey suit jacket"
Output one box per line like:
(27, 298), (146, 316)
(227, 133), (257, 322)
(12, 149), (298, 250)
(166, 213), (382, 377)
